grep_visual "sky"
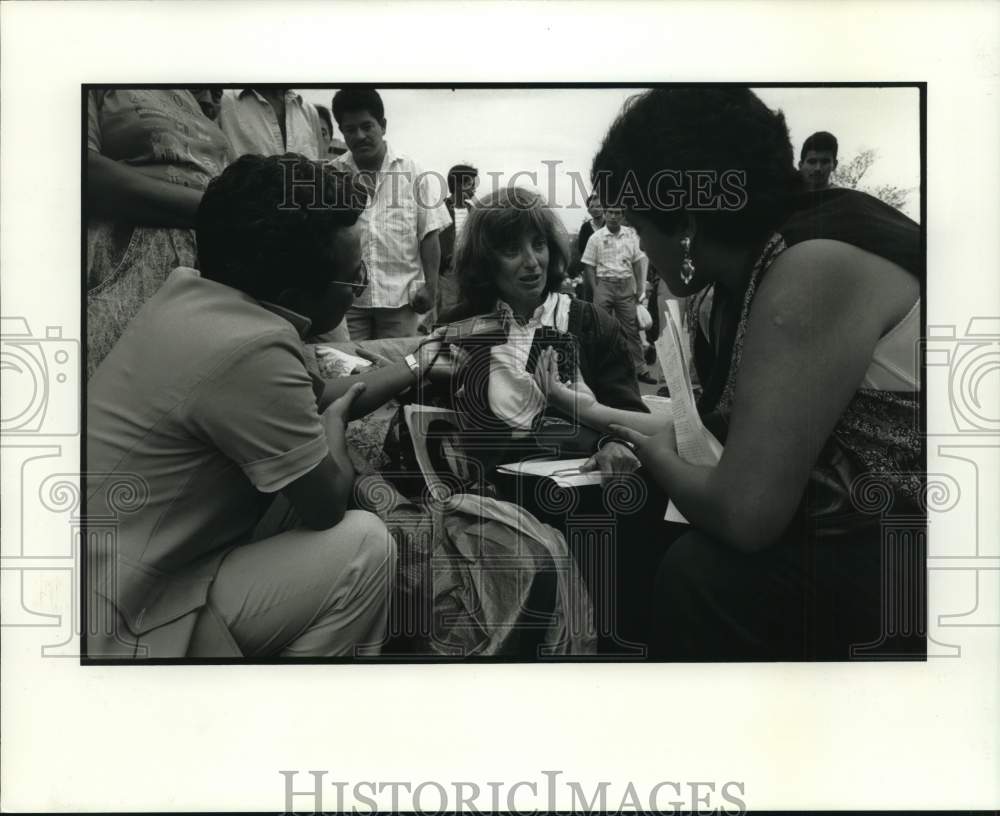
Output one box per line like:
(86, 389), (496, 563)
(300, 86), (921, 231)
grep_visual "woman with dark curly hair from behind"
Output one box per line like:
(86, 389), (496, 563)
(535, 88), (924, 660)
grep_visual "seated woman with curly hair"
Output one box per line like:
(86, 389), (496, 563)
(535, 88), (924, 660)
(435, 185), (649, 486)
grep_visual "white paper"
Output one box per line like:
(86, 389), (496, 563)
(496, 457), (603, 488)
(654, 303), (724, 523)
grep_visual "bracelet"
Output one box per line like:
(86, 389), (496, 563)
(597, 434), (636, 453)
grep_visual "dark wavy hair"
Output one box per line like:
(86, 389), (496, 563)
(314, 103), (334, 133)
(454, 186), (571, 312)
(196, 153), (367, 302)
(592, 87), (802, 244)
(446, 163), (479, 199)
(331, 86), (385, 126)
(801, 130), (838, 160)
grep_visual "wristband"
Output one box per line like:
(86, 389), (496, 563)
(597, 434), (636, 453)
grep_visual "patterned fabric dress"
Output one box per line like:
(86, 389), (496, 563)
(87, 90), (232, 376)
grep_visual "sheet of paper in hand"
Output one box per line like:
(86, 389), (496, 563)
(655, 302), (724, 524)
(495, 458), (603, 489)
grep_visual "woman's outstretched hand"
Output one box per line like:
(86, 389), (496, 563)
(580, 440), (642, 482)
(607, 421), (678, 468)
(534, 347), (595, 411)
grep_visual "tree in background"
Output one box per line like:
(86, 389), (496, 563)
(831, 148), (912, 213)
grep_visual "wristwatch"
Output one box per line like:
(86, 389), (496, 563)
(404, 353), (421, 380)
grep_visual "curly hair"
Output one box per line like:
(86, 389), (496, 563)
(196, 153), (367, 302)
(592, 87), (802, 244)
(453, 186), (570, 312)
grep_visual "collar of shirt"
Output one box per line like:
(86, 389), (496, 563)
(259, 301), (313, 339)
(170, 267), (313, 339)
(237, 88), (305, 107)
(338, 140), (401, 174)
(596, 225), (630, 240)
(495, 291), (569, 332)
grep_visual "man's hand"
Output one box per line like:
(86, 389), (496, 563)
(410, 284), (436, 315)
(327, 382), (367, 429)
(353, 347), (392, 370)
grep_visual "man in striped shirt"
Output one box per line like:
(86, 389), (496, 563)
(331, 88), (451, 340)
(219, 88), (323, 160)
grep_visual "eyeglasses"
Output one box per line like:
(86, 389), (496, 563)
(335, 259), (369, 292)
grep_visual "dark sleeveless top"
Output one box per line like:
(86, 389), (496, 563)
(689, 188), (923, 533)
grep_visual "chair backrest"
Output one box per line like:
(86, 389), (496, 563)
(403, 405), (482, 498)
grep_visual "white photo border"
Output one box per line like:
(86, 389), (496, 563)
(2, 0), (998, 811)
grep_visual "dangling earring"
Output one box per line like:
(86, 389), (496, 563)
(680, 236), (696, 285)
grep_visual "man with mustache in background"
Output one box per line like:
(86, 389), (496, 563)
(331, 87), (451, 340)
(799, 130), (839, 192)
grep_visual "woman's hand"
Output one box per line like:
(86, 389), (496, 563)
(569, 364), (597, 403)
(87, 151), (204, 228)
(534, 347), (593, 412)
(607, 421), (678, 472)
(580, 440), (642, 482)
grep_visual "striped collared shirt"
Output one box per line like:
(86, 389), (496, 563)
(219, 89), (320, 159)
(332, 142), (451, 309)
(581, 224), (646, 279)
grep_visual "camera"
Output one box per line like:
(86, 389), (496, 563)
(924, 317), (1000, 435)
(1, 317), (78, 435)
